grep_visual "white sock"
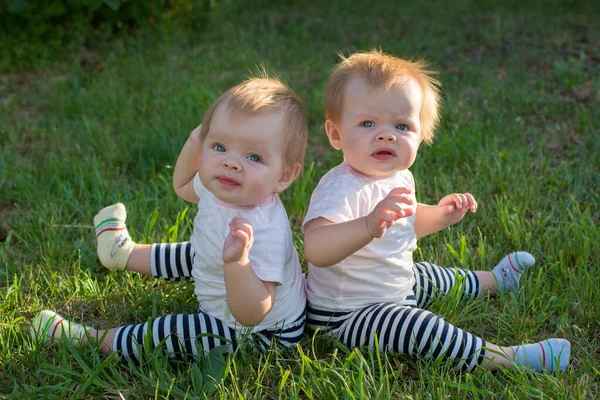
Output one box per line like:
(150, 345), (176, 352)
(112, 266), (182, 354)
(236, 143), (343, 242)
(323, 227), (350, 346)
(30, 310), (88, 345)
(94, 203), (135, 270)
(492, 251), (535, 292)
(512, 338), (571, 372)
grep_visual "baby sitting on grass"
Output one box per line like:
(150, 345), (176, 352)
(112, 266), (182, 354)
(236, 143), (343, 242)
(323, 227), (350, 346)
(302, 50), (570, 373)
(31, 75), (308, 362)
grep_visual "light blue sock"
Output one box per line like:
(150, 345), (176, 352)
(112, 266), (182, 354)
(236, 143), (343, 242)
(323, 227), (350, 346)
(512, 338), (571, 372)
(492, 251), (535, 292)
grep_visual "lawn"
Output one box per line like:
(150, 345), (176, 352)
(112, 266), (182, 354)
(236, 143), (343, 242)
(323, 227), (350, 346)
(1, 0), (599, 398)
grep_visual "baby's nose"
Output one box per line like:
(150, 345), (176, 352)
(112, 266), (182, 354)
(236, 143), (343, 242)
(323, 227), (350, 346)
(376, 131), (397, 142)
(222, 158), (241, 171)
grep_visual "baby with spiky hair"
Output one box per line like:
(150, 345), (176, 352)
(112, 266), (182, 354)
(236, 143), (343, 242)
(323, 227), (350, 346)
(302, 50), (570, 373)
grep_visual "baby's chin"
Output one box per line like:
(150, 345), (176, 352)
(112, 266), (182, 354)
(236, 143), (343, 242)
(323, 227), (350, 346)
(349, 164), (403, 179)
(213, 191), (275, 208)
(366, 163), (413, 177)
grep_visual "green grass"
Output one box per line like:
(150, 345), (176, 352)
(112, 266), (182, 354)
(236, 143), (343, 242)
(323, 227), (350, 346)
(1, 0), (599, 398)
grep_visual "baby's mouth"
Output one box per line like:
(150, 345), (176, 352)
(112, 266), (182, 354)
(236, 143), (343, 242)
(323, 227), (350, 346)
(371, 148), (396, 160)
(217, 176), (240, 187)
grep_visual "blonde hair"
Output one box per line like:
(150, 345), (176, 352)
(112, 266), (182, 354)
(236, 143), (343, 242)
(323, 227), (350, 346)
(325, 50), (441, 144)
(200, 76), (308, 169)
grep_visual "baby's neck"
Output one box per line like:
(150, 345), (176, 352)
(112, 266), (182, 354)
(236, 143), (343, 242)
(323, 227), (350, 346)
(212, 193), (276, 209)
(344, 161), (399, 181)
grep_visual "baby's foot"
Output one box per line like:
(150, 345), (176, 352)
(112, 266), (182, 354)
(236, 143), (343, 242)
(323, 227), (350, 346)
(94, 203), (135, 270)
(512, 338), (571, 372)
(492, 251), (535, 293)
(30, 310), (88, 345)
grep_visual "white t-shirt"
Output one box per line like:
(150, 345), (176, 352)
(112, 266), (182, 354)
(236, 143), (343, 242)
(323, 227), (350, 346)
(303, 162), (417, 311)
(191, 174), (306, 331)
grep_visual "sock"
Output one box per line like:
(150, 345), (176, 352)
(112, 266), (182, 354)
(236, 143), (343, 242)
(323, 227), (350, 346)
(512, 338), (571, 373)
(492, 251), (535, 293)
(94, 203), (135, 270)
(30, 310), (88, 345)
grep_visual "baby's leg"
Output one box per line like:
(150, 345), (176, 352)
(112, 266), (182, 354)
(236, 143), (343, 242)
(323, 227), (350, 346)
(253, 312), (306, 350)
(147, 242), (194, 281)
(95, 203), (194, 280)
(335, 303), (570, 373)
(412, 262), (481, 309)
(413, 251), (536, 307)
(31, 309), (237, 363)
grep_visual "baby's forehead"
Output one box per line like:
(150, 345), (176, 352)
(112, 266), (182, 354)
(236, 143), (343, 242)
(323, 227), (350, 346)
(208, 104), (287, 145)
(345, 73), (420, 97)
(342, 74), (423, 110)
(214, 100), (285, 125)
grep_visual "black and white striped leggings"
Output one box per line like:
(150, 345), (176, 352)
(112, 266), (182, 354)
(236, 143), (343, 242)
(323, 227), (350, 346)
(112, 242), (305, 363)
(307, 262), (487, 372)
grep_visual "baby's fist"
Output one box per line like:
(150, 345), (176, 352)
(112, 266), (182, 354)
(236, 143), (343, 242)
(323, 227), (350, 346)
(222, 217), (254, 264)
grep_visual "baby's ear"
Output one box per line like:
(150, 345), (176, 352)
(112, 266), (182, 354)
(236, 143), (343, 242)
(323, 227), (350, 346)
(325, 120), (342, 150)
(275, 163), (302, 193)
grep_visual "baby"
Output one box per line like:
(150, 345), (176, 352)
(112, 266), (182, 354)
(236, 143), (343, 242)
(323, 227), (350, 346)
(31, 76), (308, 363)
(302, 50), (570, 373)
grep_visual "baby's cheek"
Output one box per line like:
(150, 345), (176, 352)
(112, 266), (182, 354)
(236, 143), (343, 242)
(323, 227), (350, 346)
(246, 177), (271, 201)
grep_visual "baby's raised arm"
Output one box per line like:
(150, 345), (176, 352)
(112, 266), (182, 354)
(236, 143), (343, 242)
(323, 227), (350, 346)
(173, 124), (202, 203)
(304, 187), (415, 267)
(415, 192), (477, 238)
(222, 217), (277, 326)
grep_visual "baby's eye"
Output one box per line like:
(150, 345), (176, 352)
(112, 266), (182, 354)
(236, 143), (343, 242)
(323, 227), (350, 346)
(360, 121), (374, 128)
(247, 154), (262, 163)
(396, 123), (408, 131)
(213, 144), (225, 152)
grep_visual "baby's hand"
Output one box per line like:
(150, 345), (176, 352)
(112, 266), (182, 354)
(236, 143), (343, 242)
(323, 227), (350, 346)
(366, 187), (415, 238)
(222, 217), (254, 264)
(189, 124), (202, 144)
(437, 193), (477, 226)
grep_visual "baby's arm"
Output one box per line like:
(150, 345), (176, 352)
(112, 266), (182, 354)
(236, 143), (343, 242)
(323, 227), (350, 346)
(222, 217), (277, 326)
(415, 193), (477, 238)
(304, 187), (415, 267)
(173, 124), (202, 203)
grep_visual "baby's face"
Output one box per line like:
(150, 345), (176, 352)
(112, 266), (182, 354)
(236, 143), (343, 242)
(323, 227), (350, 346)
(198, 103), (289, 206)
(330, 75), (423, 176)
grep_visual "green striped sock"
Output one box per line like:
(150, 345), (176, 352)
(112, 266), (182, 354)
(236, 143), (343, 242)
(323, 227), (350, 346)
(93, 203), (135, 270)
(492, 251), (535, 292)
(30, 310), (88, 345)
(512, 338), (571, 372)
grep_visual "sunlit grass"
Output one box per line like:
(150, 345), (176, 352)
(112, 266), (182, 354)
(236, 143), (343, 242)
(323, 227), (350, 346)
(1, 0), (599, 398)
